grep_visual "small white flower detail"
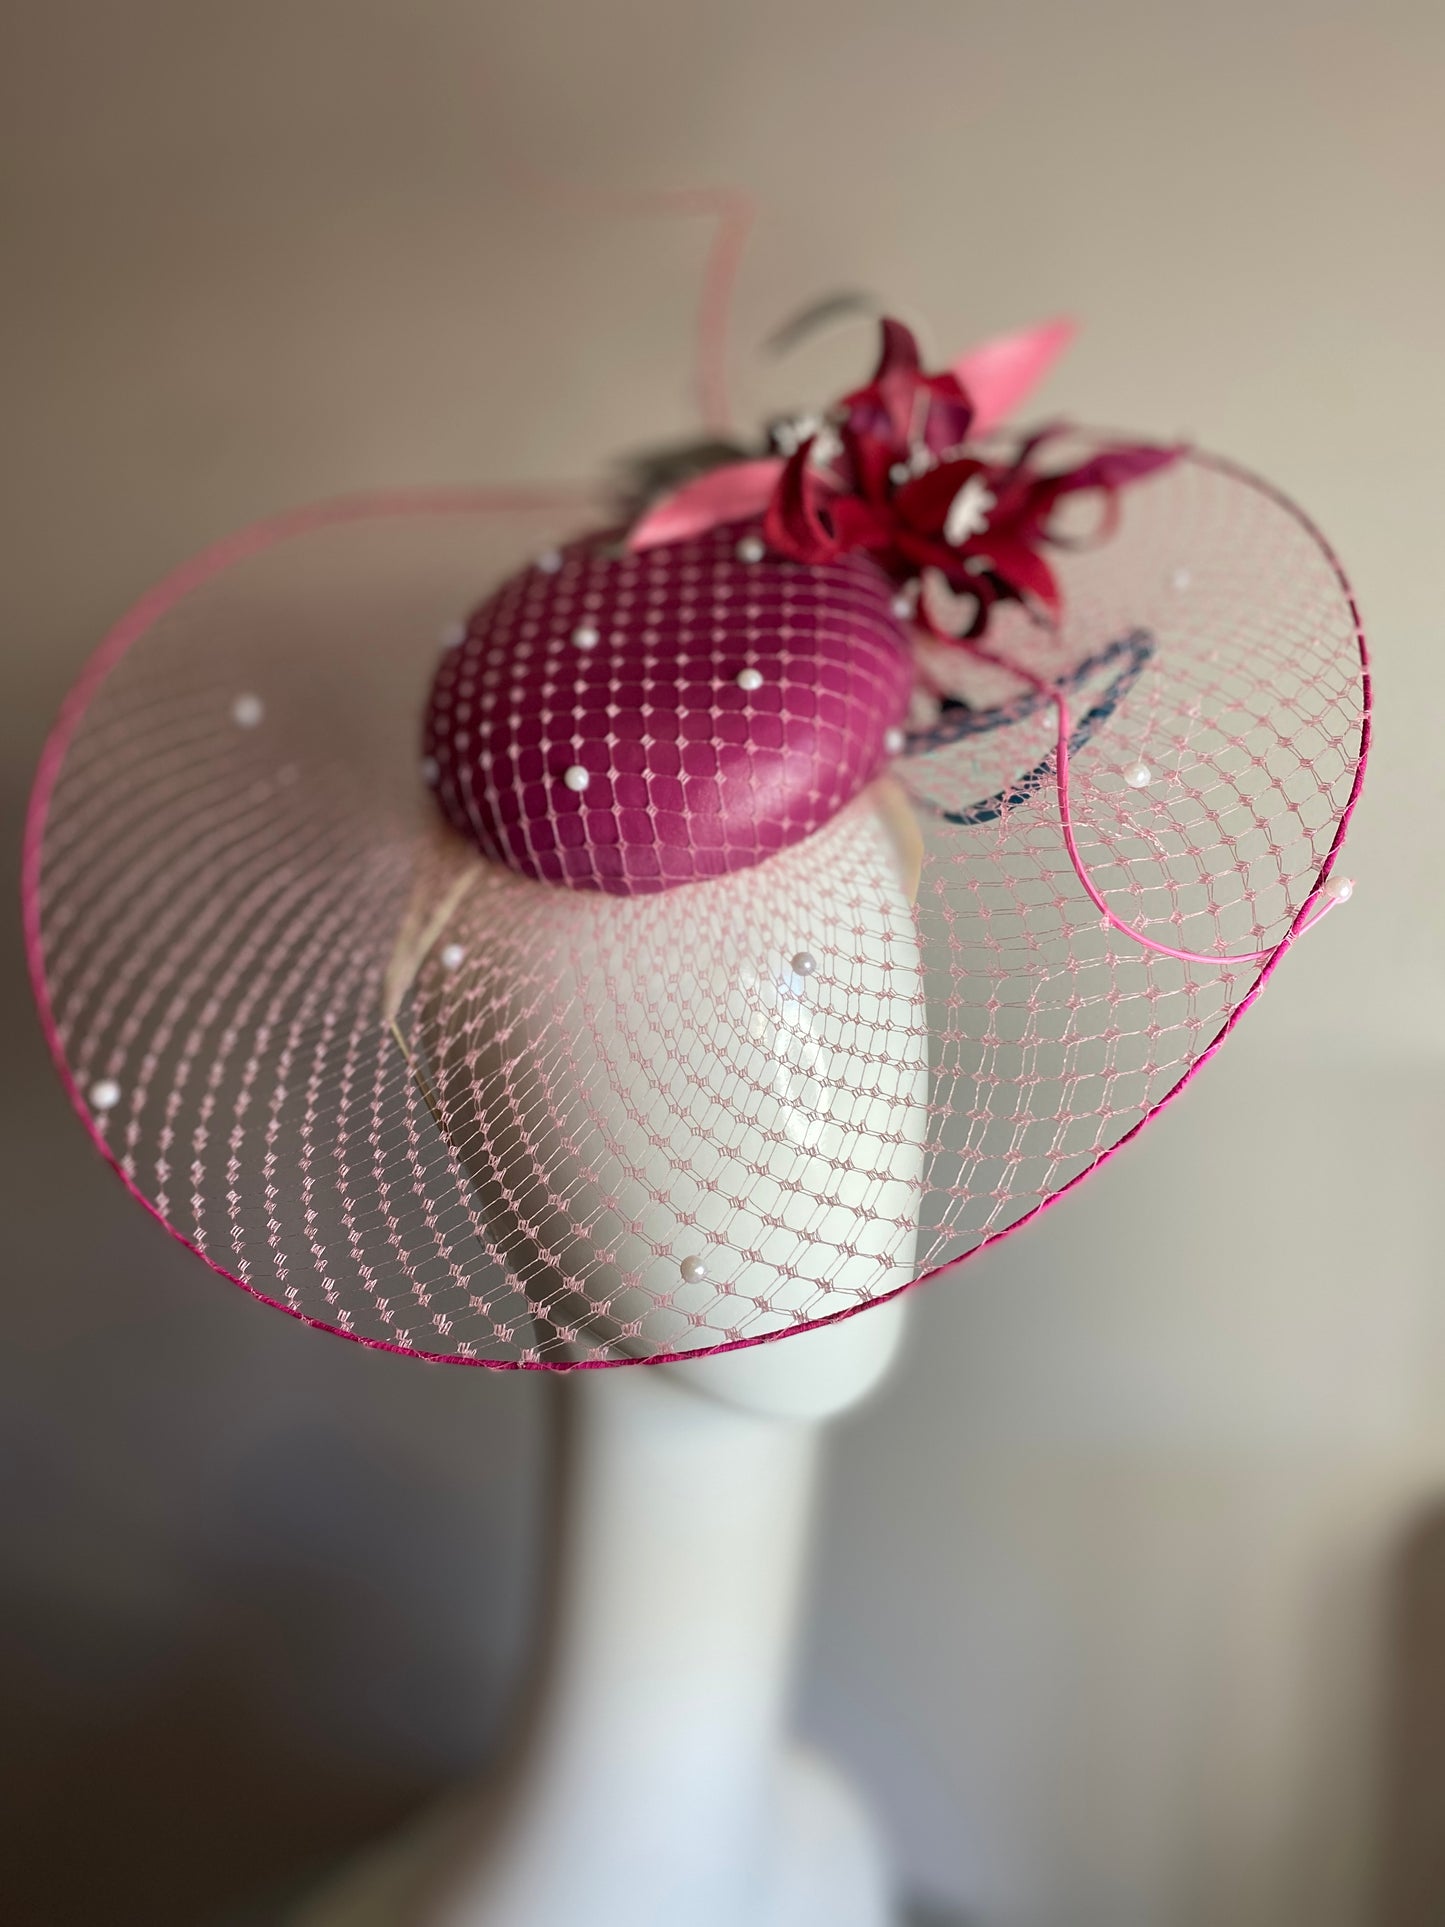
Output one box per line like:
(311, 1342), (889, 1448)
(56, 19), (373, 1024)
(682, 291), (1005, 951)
(771, 413), (818, 457)
(810, 425), (843, 469)
(773, 413), (844, 470)
(943, 475), (997, 547)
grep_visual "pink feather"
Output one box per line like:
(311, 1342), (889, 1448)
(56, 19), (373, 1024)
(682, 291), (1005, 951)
(951, 317), (1077, 437)
(628, 458), (783, 552)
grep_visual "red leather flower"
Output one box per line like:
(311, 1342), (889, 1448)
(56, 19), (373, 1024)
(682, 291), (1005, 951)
(764, 319), (1180, 640)
(833, 316), (976, 461)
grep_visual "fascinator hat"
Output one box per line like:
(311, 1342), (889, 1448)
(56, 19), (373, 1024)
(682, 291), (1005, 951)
(24, 225), (1369, 1369)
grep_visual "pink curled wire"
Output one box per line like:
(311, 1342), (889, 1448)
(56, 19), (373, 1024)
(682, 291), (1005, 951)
(957, 636), (1348, 967)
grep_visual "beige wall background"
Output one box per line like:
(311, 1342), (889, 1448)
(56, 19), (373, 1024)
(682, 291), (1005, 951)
(4, 2), (1444, 1922)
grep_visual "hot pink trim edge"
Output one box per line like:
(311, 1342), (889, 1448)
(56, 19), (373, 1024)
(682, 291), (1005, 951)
(21, 461), (1371, 1374)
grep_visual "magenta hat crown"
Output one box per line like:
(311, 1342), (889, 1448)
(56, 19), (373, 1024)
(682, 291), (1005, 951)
(424, 519), (913, 895)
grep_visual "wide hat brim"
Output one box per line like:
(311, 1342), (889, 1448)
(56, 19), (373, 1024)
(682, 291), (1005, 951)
(25, 451), (1368, 1368)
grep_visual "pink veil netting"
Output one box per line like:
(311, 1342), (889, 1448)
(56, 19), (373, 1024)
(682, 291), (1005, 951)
(24, 445), (1368, 1368)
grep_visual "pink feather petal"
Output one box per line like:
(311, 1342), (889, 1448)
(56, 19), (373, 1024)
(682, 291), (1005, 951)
(951, 317), (1077, 437)
(627, 458), (784, 552)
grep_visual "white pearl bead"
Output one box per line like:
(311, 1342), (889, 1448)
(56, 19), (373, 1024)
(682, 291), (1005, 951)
(735, 667), (764, 691)
(736, 535), (766, 564)
(1123, 761), (1152, 789)
(439, 619), (467, 651)
(537, 549), (564, 574)
(572, 623), (600, 651)
(679, 1253), (708, 1285)
(421, 756), (440, 786)
(883, 726), (905, 755)
(563, 764), (591, 792)
(1324, 874), (1354, 903)
(790, 951), (817, 978)
(440, 942), (466, 969)
(89, 1078), (121, 1112)
(891, 592), (916, 619)
(1171, 567), (1192, 591)
(231, 693), (264, 728)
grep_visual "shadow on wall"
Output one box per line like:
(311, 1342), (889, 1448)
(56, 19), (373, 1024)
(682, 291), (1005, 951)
(1378, 1501), (1445, 1927)
(0, 1650), (434, 1927)
(0, 1403), (547, 1927)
